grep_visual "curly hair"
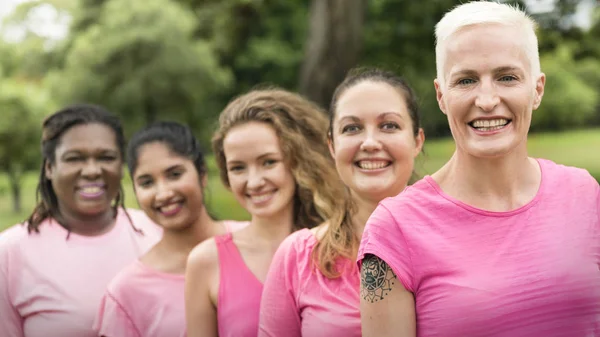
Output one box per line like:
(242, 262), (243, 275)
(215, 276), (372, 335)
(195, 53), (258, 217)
(212, 88), (345, 230)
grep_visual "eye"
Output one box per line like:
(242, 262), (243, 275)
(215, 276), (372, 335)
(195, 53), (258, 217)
(499, 75), (517, 82)
(99, 155), (117, 162)
(264, 159), (278, 167)
(341, 124), (361, 134)
(381, 122), (400, 131)
(64, 156), (83, 162)
(136, 179), (153, 188)
(228, 165), (244, 173)
(457, 78), (476, 85)
(167, 170), (183, 180)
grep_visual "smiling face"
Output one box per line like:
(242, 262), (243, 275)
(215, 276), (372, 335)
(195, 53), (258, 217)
(223, 122), (296, 221)
(132, 142), (205, 231)
(434, 24), (545, 159)
(45, 123), (123, 217)
(329, 81), (424, 203)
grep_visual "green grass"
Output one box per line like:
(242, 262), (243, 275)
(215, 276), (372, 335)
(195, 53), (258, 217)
(2, 128), (599, 232)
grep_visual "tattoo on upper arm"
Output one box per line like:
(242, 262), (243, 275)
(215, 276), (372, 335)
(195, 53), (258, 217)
(360, 254), (397, 303)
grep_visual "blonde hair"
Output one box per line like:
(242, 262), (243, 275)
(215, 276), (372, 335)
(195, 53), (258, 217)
(212, 88), (345, 229)
(435, 1), (540, 86)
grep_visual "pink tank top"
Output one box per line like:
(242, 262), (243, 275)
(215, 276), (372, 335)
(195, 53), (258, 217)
(216, 232), (264, 337)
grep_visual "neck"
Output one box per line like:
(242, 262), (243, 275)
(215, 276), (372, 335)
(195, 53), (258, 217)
(143, 207), (225, 274)
(350, 193), (379, 238)
(247, 204), (295, 245)
(435, 145), (541, 211)
(57, 206), (116, 236)
(157, 207), (222, 256)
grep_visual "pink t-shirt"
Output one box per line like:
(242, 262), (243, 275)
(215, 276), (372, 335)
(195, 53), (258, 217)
(0, 208), (162, 337)
(258, 228), (361, 337)
(216, 231), (264, 337)
(93, 220), (248, 337)
(93, 260), (185, 337)
(358, 159), (600, 337)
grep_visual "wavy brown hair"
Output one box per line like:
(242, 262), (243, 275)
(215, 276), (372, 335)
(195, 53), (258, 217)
(314, 67), (423, 278)
(212, 88), (345, 229)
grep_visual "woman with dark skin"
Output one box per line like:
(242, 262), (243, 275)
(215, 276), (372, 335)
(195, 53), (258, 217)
(0, 104), (162, 337)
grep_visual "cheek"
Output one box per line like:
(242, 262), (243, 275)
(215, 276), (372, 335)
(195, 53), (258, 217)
(228, 176), (246, 197)
(134, 190), (154, 209)
(332, 138), (360, 165)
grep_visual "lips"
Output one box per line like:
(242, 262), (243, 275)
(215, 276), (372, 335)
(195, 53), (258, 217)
(77, 184), (106, 199)
(247, 190), (276, 205)
(355, 160), (392, 170)
(469, 118), (511, 132)
(156, 201), (184, 216)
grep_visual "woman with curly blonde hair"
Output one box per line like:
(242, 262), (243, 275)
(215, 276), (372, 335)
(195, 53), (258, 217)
(258, 67), (425, 337)
(185, 88), (345, 337)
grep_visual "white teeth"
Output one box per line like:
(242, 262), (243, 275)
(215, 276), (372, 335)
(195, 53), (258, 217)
(81, 187), (102, 194)
(160, 203), (180, 213)
(358, 161), (389, 170)
(471, 119), (509, 128)
(250, 192), (274, 203)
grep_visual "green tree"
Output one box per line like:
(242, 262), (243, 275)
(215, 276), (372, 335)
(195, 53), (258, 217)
(533, 45), (598, 130)
(49, 0), (232, 143)
(0, 81), (51, 213)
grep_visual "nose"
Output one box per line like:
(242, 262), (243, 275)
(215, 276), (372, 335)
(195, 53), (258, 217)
(360, 129), (383, 152)
(475, 78), (500, 112)
(246, 167), (266, 190)
(81, 159), (102, 178)
(155, 180), (175, 203)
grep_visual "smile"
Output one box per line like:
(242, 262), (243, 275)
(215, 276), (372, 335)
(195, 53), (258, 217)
(157, 201), (184, 216)
(355, 160), (391, 170)
(77, 185), (106, 199)
(469, 118), (511, 132)
(247, 191), (276, 205)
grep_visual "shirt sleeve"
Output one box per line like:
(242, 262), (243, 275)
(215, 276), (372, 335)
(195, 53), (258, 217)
(93, 291), (141, 337)
(357, 203), (416, 292)
(0, 234), (24, 337)
(258, 233), (303, 337)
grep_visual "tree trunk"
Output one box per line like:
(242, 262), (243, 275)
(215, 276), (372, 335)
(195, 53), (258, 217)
(299, 0), (366, 109)
(7, 170), (21, 213)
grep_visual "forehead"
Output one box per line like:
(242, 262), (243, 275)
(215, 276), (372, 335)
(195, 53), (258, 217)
(335, 81), (408, 120)
(443, 24), (530, 76)
(56, 123), (118, 153)
(134, 142), (190, 175)
(223, 122), (282, 161)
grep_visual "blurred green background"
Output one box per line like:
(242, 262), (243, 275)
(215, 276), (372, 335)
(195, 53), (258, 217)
(1, 0), (599, 231)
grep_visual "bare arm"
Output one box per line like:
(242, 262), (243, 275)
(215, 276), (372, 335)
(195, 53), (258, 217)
(360, 254), (416, 337)
(185, 240), (219, 337)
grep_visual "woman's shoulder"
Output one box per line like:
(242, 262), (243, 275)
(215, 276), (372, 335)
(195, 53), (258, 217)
(187, 235), (220, 274)
(0, 223), (29, 252)
(271, 228), (318, 274)
(119, 208), (163, 236)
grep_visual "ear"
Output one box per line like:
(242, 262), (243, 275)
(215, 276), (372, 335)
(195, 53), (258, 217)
(532, 72), (546, 110)
(44, 159), (53, 180)
(327, 135), (335, 159)
(413, 128), (425, 158)
(434, 79), (447, 115)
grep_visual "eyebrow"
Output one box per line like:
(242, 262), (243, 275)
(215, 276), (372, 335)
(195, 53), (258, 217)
(135, 164), (183, 181)
(451, 66), (524, 78)
(226, 152), (279, 165)
(338, 112), (404, 123)
(379, 112), (404, 119)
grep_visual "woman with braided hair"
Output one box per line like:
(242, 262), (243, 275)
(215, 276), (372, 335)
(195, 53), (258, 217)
(0, 104), (162, 337)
